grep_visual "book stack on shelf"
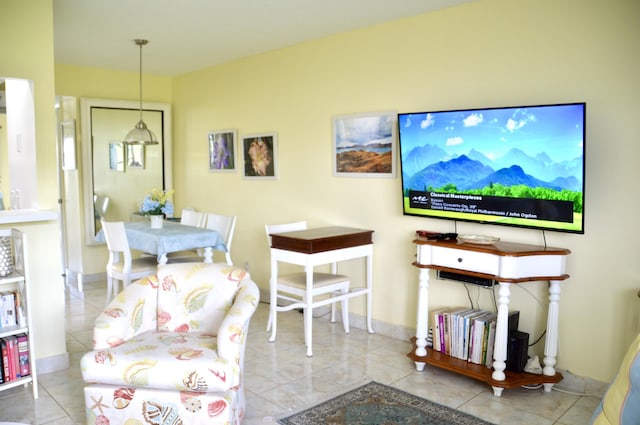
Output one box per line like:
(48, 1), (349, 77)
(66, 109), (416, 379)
(431, 307), (518, 368)
(0, 333), (30, 384)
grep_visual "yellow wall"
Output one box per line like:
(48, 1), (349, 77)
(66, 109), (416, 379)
(0, 1), (66, 363)
(55, 0), (640, 383)
(170, 0), (640, 382)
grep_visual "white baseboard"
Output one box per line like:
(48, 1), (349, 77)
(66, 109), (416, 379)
(36, 351), (70, 375)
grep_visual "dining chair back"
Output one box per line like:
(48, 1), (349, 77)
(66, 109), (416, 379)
(204, 213), (237, 265)
(265, 221), (350, 356)
(179, 208), (206, 227)
(101, 219), (158, 304)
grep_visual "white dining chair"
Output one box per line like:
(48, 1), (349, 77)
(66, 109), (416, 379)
(179, 208), (206, 227)
(101, 219), (158, 305)
(265, 221), (350, 356)
(204, 213), (237, 265)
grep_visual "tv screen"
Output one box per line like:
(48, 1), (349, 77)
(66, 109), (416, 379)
(398, 102), (585, 233)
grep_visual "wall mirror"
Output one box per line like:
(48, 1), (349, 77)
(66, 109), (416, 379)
(81, 98), (172, 245)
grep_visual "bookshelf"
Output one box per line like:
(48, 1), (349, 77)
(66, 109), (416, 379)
(0, 228), (37, 398)
(407, 236), (570, 397)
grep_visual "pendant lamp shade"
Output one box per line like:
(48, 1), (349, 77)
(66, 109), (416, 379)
(124, 39), (158, 145)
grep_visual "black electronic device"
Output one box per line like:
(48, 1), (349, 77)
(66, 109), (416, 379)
(426, 232), (458, 241)
(506, 330), (529, 373)
(437, 270), (493, 287)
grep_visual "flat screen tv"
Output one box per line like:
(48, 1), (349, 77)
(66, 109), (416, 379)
(398, 102), (585, 233)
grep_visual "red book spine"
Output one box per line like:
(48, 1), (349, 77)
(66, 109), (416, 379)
(7, 336), (18, 379)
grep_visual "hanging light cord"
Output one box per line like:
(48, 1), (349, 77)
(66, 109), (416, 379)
(135, 39), (148, 123)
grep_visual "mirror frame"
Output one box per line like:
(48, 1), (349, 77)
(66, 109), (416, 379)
(81, 97), (173, 245)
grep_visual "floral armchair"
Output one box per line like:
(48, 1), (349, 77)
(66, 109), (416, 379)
(81, 262), (259, 425)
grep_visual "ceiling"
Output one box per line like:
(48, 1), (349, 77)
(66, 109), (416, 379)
(53, 0), (474, 76)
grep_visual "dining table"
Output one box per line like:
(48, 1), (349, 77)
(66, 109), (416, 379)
(96, 220), (227, 264)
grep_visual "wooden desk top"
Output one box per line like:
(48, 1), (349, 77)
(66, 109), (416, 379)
(270, 226), (374, 254)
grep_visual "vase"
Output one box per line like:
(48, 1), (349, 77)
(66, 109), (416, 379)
(149, 214), (164, 229)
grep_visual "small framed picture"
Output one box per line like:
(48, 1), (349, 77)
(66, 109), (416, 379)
(242, 133), (278, 179)
(127, 144), (145, 169)
(332, 111), (397, 178)
(208, 129), (237, 172)
(109, 142), (125, 172)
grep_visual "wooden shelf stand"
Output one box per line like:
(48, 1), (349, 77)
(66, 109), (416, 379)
(408, 235), (570, 396)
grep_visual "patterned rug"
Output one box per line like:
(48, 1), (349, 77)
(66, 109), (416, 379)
(278, 381), (494, 425)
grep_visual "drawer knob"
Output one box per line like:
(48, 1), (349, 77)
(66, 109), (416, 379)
(457, 257), (463, 263)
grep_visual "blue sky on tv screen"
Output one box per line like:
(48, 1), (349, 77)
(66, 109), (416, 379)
(399, 104), (584, 164)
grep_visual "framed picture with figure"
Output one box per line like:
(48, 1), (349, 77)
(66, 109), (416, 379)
(208, 129), (237, 172)
(242, 133), (278, 179)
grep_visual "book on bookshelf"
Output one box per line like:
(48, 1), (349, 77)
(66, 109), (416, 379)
(469, 311), (495, 364)
(430, 307), (459, 352)
(1, 338), (9, 382)
(1, 336), (18, 381)
(17, 334), (30, 377)
(484, 318), (497, 368)
(1, 291), (17, 327)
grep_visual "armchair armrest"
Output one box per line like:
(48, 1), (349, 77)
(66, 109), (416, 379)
(217, 276), (260, 361)
(93, 275), (159, 350)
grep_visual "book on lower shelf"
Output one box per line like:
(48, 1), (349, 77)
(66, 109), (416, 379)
(430, 306), (521, 369)
(17, 333), (30, 377)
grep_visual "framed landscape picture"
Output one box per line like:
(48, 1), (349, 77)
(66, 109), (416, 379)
(332, 111), (397, 178)
(208, 129), (237, 172)
(242, 133), (278, 179)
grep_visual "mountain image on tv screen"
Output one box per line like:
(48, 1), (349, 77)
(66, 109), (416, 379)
(398, 103), (585, 233)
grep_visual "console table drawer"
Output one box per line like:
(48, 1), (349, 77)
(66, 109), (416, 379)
(418, 245), (499, 275)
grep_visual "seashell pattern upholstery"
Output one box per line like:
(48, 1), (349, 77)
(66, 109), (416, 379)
(81, 262), (260, 425)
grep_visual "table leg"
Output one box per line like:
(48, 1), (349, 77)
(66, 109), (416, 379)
(491, 282), (511, 385)
(305, 264), (313, 357)
(203, 247), (213, 263)
(366, 248), (374, 334)
(268, 257), (278, 342)
(414, 268), (430, 363)
(543, 280), (562, 387)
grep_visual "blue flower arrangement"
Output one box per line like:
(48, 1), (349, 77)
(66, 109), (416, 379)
(139, 188), (174, 216)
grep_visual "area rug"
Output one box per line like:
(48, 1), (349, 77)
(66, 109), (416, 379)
(277, 381), (494, 425)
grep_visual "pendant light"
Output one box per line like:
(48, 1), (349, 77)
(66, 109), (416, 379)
(124, 39), (158, 145)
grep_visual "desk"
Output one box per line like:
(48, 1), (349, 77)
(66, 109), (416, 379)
(269, 226), (375, 356)
(97, 220), (226, 264)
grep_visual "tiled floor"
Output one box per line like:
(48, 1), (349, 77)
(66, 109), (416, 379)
(0, 279), (602, 424)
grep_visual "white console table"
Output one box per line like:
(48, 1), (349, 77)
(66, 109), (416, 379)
(408, 236), (570, 396)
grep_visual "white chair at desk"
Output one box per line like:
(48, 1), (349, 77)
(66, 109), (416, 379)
(265, 221), (350, 356)
(101, 219), (157, 304)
